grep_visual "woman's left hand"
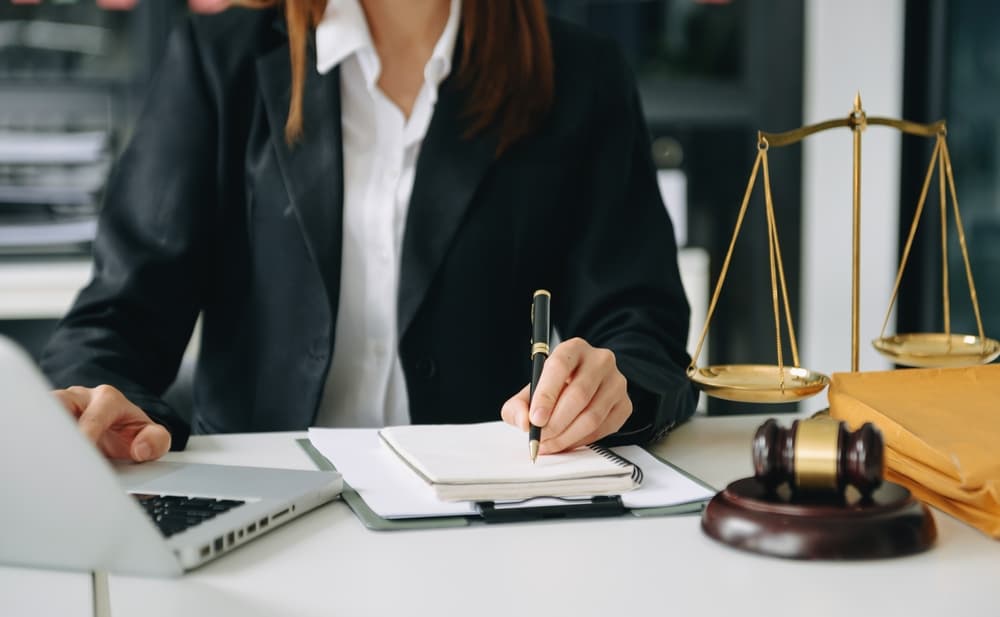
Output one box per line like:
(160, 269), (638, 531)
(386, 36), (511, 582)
(500, 337), (632, 455)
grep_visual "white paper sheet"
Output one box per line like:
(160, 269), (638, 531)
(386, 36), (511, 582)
(611, 446), (714, 509)
(308, 428), (476, 519)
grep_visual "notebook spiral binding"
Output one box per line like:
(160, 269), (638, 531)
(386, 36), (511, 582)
(588, 444), (644, 485)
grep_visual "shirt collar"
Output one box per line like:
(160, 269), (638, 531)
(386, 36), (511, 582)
(315, 0), (462, 93)
(315, 0), (372, 76)
(424, 0), (461, 92)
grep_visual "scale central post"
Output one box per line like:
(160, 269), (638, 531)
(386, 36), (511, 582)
(849, 94), (866, 371)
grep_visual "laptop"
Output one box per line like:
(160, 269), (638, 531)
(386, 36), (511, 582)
(0, 335), (343, 577)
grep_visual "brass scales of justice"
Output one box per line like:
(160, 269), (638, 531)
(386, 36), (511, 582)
(688, 95), (999, 559)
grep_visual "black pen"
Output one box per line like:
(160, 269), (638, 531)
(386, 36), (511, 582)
(529, 289), (551, 463)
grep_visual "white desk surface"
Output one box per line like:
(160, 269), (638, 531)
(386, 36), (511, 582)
(94, 413), (1000, 617)
(3, 413), (998, 617)
(0, 566), (93, 617)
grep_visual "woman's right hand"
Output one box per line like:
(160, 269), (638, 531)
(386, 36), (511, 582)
(53, 385), (171, 462)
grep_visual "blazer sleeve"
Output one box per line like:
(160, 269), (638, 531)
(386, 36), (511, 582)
(40, 19), (219, 450)
(556, 38), (698, 446)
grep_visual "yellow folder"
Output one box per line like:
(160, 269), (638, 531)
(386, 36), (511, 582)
(828, 364), (1000, 538)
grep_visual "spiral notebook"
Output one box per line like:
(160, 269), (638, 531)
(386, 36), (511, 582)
(378, 422), (643, 502)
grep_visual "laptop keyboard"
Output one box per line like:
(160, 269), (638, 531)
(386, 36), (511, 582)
(132, 494), (246, 538)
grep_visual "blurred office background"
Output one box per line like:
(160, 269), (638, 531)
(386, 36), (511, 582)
(0, 0), (994, 415)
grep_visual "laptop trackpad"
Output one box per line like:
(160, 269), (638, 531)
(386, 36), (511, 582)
(113, 460), (337, 502)
(114, 461), (260, 501)
(114, 460), (191, 487)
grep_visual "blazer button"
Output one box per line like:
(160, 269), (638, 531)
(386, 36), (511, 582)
(415, 357), (437, 379)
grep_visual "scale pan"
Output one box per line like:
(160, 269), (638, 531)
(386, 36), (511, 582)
(872, 333), (1000, 367)
(687, 364), (830, 403)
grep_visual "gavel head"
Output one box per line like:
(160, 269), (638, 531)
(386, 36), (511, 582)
(752, 417), (884, 498)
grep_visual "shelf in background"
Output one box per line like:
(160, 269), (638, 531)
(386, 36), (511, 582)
(0, 257), (90, 319)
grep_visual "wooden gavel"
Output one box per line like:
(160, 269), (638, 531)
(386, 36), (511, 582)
(752, 417), (884, 498)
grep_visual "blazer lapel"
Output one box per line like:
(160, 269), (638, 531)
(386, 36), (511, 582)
(255, 43), (344, 323)
(398, 79), (497, 338)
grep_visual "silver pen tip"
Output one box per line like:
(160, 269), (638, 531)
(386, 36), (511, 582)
(529, 440), (539, 463)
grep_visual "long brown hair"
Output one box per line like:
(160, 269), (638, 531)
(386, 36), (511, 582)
(236, 0), (553, 155)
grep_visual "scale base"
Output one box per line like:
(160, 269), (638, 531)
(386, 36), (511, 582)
(701, 477), (936, 559)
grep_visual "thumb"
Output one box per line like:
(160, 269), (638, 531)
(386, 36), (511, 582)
(130, 423), (172, 462)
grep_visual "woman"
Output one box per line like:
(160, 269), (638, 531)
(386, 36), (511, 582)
(41, 0), (696, 462)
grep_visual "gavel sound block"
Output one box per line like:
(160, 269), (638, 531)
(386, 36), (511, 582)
(701, 417), (937, 559)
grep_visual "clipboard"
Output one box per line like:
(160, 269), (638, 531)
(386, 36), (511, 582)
(297, 438), (714, 531)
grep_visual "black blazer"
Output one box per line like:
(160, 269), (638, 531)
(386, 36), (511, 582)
(41, 9), (697, 450)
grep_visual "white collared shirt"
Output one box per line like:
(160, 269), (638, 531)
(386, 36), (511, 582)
(312, 0), (461, 427)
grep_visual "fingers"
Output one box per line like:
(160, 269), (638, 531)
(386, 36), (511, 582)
(583, 400), (632, 447)
(500, 338), (634, 454)
(539, 398), (632, 455)
(543, 346), (617, 438)
(131, 423), (172, 462)
(53, 384), (167, 462)
(500, 384), (531, 431)
(52, 388), (87, 418)
(527, 338), (588, 429)
(75, 385), (128, 444)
